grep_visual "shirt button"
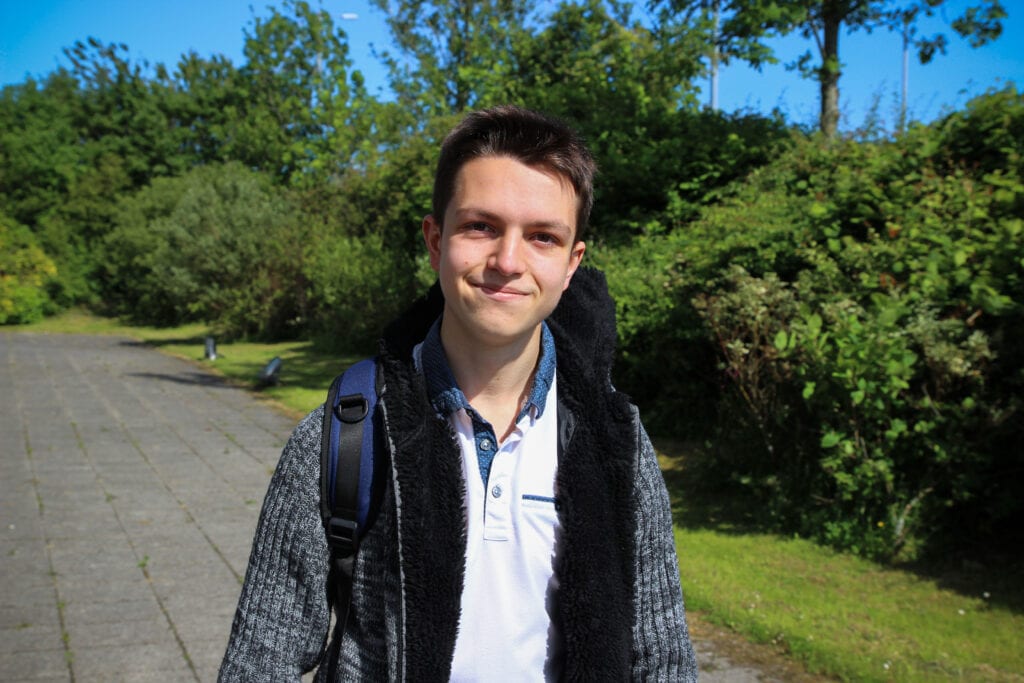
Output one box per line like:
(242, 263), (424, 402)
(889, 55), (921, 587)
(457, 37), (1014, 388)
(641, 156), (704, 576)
(491, 485), (503, 498)
(479, 438), (492, 451)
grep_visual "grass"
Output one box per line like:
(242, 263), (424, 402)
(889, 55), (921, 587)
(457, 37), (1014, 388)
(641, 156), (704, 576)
(657, 446), (1024, 682)
(11, 309), (1024, 681)
(675, 528), (1023, 681)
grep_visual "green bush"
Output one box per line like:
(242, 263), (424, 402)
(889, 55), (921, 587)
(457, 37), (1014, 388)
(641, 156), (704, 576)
(102, 163), (307, 338)
(0, 214), (59, 324)
(304, 228), (426, 353)
(617, 88), (1024, 559)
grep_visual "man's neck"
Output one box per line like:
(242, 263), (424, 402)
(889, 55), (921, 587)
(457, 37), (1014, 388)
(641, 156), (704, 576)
(440, 322), (542, 440)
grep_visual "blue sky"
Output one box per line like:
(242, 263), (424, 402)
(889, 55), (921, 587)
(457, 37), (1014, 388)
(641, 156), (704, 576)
(1, 0), (1021, 131)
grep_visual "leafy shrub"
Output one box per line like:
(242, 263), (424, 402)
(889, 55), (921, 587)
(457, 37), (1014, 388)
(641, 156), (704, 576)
(590, 230), (719, 432)
(0, 214), (58, 324)
(103, 163), (306, 338)
(304, 228), (424, 353)
(626, 88), (1024, 559)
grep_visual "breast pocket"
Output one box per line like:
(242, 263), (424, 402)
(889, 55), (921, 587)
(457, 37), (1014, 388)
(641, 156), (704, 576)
(520, 494), (560, 535)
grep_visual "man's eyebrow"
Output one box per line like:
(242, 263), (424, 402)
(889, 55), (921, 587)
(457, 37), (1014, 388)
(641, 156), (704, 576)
(454, 208), (573, 233)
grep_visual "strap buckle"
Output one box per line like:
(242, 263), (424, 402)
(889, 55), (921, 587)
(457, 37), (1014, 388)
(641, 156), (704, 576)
(326, 516), (359, 555)
(335, 394), (369, 423)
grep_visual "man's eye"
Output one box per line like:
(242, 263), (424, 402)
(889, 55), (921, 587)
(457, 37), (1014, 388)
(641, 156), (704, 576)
(467, 222), (492, 232)
(531, 233), (559, 245)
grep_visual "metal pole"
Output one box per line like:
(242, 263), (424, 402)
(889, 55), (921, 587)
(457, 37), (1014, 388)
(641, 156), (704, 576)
(711, 0), (720, 111)
(901, 18), (909, 133)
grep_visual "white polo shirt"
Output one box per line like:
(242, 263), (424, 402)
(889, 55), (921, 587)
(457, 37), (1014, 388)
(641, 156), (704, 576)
(415, 320), (562, 681)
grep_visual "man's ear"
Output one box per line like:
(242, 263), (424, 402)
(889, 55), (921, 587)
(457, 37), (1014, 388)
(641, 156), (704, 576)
(562, 240), (586, 291)
(422, 215), (442, 271)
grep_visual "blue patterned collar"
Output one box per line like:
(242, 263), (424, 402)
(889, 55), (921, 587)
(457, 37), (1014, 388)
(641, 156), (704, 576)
(420, 318), (556, 423)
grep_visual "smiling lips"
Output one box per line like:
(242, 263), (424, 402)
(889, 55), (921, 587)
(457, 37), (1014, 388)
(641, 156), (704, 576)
(475, 282), (529, 299)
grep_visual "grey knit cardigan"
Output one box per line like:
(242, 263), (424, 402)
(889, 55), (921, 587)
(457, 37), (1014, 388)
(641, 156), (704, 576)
(219, 269), (698, 681)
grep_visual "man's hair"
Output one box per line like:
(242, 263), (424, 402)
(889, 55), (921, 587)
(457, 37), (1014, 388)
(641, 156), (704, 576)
(432, 105), (597, 240)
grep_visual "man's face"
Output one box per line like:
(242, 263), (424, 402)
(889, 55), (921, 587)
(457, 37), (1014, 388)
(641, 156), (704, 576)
(423, 156), (586, 351)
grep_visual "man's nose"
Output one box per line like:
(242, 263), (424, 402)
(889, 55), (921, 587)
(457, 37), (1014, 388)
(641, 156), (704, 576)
(490, 232), (526, 275)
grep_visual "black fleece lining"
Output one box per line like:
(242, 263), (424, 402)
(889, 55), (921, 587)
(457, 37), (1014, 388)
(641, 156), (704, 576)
(380, 285), (466, 681)
(549, 268), (637, 680)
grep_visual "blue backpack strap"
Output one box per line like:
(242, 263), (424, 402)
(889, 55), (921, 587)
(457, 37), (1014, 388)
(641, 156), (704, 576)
(319, 357), (379, 637)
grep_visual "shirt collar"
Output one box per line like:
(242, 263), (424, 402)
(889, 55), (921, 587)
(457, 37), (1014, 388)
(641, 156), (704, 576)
(421, 317), (556, 423)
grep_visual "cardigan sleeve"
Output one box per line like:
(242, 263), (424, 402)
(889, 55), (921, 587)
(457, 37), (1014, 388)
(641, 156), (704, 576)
(219, 408), (333, 682)
(630, 415), (699, 681)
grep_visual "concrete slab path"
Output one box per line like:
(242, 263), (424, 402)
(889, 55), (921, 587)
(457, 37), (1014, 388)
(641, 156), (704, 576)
(1, 331), (813, 682)
(2, 332), (294, 682)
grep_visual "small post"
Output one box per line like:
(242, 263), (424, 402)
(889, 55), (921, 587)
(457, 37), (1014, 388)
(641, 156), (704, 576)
(204, 337), (217, 361)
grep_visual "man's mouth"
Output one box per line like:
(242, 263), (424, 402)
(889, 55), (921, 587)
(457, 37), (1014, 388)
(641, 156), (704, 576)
(475, 282), (527, 298)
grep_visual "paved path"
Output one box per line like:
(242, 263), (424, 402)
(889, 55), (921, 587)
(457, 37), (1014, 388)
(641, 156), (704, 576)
(1, 332), (807, 682)
(2, 333), (295, 682)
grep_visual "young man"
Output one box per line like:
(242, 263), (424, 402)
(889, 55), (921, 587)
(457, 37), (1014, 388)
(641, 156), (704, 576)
(220, 105), (697, 681)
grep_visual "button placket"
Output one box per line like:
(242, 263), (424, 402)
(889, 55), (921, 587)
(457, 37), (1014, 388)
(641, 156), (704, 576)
(483, 440), (514, 540)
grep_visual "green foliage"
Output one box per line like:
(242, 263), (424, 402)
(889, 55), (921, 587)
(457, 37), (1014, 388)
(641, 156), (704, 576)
(0, 41), (237, 309)
(304, 229), (418, 352)
(0, 73), (79, 229)
(235, 0), (368, 185)
(61, 38), (189, 185)
(0, 215), (59, 324)
(0, 73), (105, 306)
(370, 0), (534, 115)
(295, 111), (446, 351)
(496, 0), (790, 239)
(629, 87), (1024, 559)
(512, 0), (699, 122)
(314, 110), (447, 259)
(511, 1), (699, 235)
(103, 163), (306, 338)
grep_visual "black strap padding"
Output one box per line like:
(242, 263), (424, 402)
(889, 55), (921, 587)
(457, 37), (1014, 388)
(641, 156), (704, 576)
(330, 393), (367, 555)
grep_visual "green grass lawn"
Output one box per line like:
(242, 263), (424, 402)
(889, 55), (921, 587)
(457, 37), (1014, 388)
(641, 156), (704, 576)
(11, 309), (1024, 681)
(674, 528), (1022, 681)
(657, 445), (1024, 682)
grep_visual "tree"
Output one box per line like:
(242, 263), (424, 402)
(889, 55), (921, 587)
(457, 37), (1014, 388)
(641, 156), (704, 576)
(62, 38), (190, 183)
(160, 51), (244, 166)
(370, 0), (534, 117)
(653, 1), (1007, 137)
(235, 0), (369, 184)
(650, 0), (779, 105)
(0, 73), (79, 230)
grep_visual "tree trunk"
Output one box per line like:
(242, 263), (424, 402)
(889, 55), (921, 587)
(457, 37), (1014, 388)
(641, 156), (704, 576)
(819, 10), (841, 138)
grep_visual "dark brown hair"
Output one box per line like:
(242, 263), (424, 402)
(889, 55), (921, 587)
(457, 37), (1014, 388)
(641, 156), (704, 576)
(432, 105), (597, 240)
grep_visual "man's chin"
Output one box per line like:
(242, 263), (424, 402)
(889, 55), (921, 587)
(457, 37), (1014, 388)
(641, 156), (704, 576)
(469, 322), (543, 351)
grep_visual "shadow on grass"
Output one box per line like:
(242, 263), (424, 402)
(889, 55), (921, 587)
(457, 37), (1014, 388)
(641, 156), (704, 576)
(261, 344), (363, 393)
(895, 541), (1024, 615)
(654, 436), (1024, 616)
(654, 436), (768, 536)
